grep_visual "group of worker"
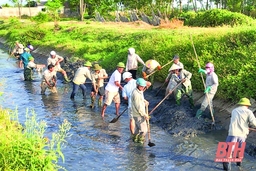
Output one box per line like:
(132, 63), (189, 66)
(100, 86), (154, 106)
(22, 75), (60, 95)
(11, 43), (256, 170)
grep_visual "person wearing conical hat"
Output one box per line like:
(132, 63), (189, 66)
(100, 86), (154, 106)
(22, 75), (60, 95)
(101, 62), (125, 118)
(70, 61), (92, 100)
(223, 97), (256, 171)
(165, 63), (193, 107)
(90, 63), (108, 108)
(141, 59), (161, 79)
(165, 55), (184, 83)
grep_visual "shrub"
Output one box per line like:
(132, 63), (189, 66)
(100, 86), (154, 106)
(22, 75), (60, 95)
(32, 12), (53, 23)
(0, 108), (71, 170)
(179, 9), (255, 27)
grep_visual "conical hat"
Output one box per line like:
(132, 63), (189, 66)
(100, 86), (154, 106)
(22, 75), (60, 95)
(169, 64), (182, 71)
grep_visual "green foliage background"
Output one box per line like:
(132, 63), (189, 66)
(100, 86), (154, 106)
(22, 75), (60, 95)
(0, 18), (256, 101)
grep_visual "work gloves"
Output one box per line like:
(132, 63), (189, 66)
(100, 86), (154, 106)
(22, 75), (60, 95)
(198, 68), (207, 74)
(204, 86), (211, 93)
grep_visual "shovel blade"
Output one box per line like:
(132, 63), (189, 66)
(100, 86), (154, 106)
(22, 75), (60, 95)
(109, 117), (118, 123)
(148, 141), (156, 147)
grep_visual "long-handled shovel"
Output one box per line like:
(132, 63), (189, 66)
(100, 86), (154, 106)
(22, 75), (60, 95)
(146, 105), (155, 147)
(149, 79), (185, 115)
(190, 34), (215, 128)
(155, 81), (167, 96)
(249, 128), (256, 131)
(145, 59), (173, 79)
(109, 107), (128, 123)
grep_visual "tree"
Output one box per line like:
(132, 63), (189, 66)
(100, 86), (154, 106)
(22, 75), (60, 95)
(9, 0), (22, 18)
(45, 0), (63, 23)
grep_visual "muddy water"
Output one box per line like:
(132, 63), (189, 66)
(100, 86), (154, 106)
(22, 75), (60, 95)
(0, 49), (255, 171)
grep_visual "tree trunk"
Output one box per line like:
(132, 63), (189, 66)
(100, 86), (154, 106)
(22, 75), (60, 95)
(80, 0), (84, 21)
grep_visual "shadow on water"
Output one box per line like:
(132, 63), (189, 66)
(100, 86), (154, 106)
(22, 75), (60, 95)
(0, 49), (255, 171)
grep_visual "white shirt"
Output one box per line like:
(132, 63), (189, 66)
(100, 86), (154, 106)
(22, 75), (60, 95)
(105, 70), (121, 92)
(47, 55), (64, 71)
(42, 69), (56, 82)
(72, 67), (91, 85)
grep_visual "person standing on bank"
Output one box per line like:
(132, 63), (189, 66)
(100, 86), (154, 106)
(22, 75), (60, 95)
(125, 47), (145, 79)
(223, 97), (256, 171)
(101, 62), (125, 118)
(122, 72), (151, 135)
(196, 62), (218, 119)
(165, 55), (184, 83)
(41, 64), (57, 95)
(130, 78), (149, 144)
(70, 61), (92, 100)
(90, 64), (108, 107)
(47, 51), (70, 83)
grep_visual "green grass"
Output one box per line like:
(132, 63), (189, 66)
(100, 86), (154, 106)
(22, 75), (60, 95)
(0, 107), (71, 170)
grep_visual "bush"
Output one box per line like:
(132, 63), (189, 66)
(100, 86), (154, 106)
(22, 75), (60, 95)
(179, 9), (255, 27)
(32, 12), (53, 23)
(0, 108), (71, 170)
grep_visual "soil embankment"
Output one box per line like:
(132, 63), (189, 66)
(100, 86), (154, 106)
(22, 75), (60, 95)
(1, 39), (256, 157)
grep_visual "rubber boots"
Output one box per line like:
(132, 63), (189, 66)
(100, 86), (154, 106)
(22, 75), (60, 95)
(90, 96), (95, 108)
(64, 76), (71, 83)
(98, 99), (102, 107)
(223, 162), (231, 171)
(176, 99), (181, 106)
(189, 97), (194, 108)
(196, 109), (203, 119)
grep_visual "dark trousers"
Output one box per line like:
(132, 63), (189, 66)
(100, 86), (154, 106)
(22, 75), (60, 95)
(128, 70), (137, 79)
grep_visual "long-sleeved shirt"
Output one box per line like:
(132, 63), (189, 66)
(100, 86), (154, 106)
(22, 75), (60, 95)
(125, 53), (145, 71)
(72, 67), (91, 85)
(206, 72), (218, 94)
(130, 88), (147, 118)
(228, 106), (256, 138)
(168, 69), (192, 90)
(166, 62), (184, 80)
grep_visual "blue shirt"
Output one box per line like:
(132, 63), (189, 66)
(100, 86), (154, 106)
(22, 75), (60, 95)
(20, 52), (32, 69)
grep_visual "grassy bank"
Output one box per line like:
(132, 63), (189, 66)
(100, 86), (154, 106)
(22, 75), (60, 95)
(0, 106), (71, 170)
(0, 19), (256, 101)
